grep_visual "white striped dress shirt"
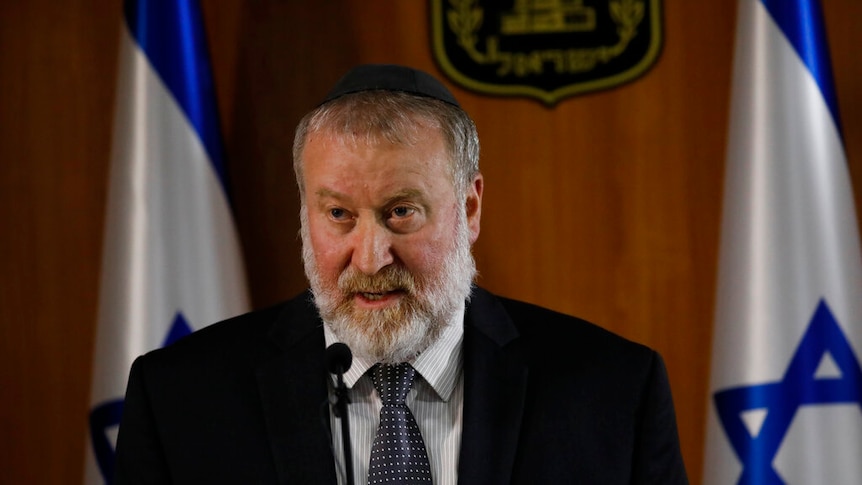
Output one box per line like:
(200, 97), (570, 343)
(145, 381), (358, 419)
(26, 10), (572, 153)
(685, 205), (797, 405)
(325, 306), (465, 485)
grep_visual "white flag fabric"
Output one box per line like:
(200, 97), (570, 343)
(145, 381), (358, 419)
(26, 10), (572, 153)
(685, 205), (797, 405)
(84, 1), (249, 483)
(704, 0), (862, 483)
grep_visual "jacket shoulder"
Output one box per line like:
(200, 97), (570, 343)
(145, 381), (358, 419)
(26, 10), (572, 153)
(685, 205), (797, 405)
(137, 291), (316, 372)
(496, 292), (653, 356)
(471, 287), (658, 376)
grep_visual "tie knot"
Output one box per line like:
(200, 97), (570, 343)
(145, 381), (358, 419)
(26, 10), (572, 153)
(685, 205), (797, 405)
(371, 363), (415, 405)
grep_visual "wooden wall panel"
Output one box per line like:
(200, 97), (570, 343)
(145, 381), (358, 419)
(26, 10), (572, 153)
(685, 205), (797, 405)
(0, 1), (119, 482)
(1, 1), (860, 484)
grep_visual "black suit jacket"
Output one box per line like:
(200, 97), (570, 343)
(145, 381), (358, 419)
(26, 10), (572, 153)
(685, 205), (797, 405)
(115, 287), (688, 484)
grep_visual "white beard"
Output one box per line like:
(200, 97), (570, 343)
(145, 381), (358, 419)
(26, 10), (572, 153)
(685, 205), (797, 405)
(300, 207), (476, 363)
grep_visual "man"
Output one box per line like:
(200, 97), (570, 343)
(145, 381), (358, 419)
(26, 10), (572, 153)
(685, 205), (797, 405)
(115, 64), (688, 484)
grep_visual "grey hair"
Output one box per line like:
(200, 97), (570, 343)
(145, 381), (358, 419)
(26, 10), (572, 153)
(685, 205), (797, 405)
(292, 90), (480, 199)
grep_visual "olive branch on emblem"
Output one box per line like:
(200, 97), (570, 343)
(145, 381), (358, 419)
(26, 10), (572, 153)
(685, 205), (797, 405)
(446, 0), (646, 77)
(447, 0), (487, 62)
(610, 0), (644, 48)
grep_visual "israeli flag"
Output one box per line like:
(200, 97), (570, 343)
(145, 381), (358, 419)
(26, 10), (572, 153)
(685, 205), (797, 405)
(703, 0), (862, 483)
(84, 1), (249, 483)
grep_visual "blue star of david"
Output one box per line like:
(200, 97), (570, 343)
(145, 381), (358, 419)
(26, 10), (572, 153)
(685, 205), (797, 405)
(714, 299), (862, 484)
(89, 311), (192, 484)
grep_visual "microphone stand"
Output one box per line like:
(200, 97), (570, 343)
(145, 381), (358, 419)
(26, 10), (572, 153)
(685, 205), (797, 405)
(332, 369), (355, 485)
(327, 343), (355, 485)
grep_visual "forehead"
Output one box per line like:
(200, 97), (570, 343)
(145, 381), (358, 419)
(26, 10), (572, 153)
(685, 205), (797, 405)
(308, 106), (440, 147)
(304, 120), (452, 170)
(302, 127), (453, 193)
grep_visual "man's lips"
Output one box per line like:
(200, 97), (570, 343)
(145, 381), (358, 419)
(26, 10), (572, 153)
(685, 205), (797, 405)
(353, 289), (406, 305)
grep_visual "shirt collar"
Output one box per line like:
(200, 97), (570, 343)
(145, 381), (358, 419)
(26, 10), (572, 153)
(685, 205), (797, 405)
(323, 302), (464, 401)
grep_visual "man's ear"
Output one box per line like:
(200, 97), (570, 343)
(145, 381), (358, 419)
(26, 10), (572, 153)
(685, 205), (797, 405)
(465, 174), (483, 244)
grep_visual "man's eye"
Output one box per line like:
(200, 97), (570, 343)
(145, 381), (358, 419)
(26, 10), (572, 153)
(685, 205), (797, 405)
(391, 206), (415, 218)
(329, 208), (348, 220)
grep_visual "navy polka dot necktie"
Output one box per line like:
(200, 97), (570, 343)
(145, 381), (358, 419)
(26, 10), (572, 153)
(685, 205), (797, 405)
(368, 363), (432, 484)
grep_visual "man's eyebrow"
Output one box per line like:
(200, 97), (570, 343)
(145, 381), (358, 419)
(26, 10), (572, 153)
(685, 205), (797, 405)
(315, 188), (426, 203)
(385, 189), (424, 203)
(315, 188), (348, 201)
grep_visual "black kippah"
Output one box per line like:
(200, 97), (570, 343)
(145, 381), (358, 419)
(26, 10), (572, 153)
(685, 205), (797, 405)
(321, 64), (461, 107)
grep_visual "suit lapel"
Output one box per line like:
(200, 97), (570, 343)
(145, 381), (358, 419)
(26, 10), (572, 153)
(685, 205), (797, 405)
(458, 288), (528, 484)
(255, 293), (338, 485)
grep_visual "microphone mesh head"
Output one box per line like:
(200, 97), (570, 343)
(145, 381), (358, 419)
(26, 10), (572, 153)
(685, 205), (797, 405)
(325, 343), (353, 375)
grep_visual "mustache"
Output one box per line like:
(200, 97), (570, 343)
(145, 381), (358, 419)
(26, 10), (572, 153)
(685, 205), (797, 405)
(337, 265), (418, 294)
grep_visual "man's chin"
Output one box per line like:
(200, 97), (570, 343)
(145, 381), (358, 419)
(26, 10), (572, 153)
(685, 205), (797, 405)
(328, 314), (441, 364)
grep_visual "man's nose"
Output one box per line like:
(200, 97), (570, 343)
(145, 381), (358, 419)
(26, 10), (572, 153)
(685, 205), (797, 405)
(351, 219), (394, 274)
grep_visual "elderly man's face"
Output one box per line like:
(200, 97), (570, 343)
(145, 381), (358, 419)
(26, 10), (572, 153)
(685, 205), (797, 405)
(299, 125), (482, 363)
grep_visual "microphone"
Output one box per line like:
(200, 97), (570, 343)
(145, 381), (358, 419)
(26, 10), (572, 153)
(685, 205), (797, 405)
(326, 343), (352, 418)
(326, 342), (353, 378)
(325, 343), (354, 485)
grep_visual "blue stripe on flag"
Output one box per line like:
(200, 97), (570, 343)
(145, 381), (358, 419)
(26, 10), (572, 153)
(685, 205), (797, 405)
(123, 0), (228, 193)
(759, 0), (842, 135)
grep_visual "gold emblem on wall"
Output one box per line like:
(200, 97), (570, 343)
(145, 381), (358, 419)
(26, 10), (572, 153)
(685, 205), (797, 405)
(431, 0), (663, 105)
